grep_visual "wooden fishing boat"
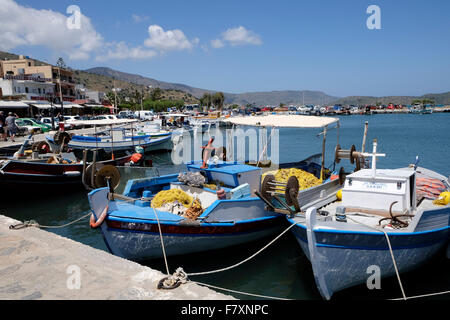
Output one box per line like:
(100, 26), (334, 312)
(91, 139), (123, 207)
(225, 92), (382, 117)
(286, 141), (450, 299)
(88, 160), (286, 261)
(0, 134), (133, 194)
(0, 151), (132, 194)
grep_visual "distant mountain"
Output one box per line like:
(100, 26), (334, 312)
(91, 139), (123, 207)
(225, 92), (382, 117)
(85, 67), (339, 105)
(226, 90), (338, 106)
(85, 67), (210, 98)
(332, 91), (450, 106)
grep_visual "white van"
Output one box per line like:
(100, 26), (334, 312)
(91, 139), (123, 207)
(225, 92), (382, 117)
(135, 111), (154, 120)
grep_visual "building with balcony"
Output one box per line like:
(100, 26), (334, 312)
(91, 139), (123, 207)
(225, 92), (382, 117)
(0, 55), (76, 102)
(0, 75), (55, 101)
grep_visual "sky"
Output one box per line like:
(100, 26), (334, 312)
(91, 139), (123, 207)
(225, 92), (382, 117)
(1, 0), (449, 98)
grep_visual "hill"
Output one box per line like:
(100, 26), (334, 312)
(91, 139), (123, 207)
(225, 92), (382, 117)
(332, 92), (450, 106)
(85, 67), (209, 98)
(86, 67), (339, 105)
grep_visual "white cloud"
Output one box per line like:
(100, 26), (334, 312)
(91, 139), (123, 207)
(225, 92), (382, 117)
(210, 39), (225, 49)
(0, 0), (103, 60)
(97, 42), (158, 61)
(144, 25), (199, 52)
(0, 0), (200, 62)
(132, 14), (149, 23)
(213, 26), (262, 48)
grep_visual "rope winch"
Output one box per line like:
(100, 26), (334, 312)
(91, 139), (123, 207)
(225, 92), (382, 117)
(334, 144), (365, 171)
(83, 163), (121, 192)
(258, 174), (301, 214)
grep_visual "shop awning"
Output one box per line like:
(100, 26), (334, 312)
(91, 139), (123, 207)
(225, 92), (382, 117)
(0, 101), (31, 109)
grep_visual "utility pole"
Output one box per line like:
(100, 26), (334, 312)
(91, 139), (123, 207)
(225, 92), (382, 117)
(58, 68), (64, 116)
(113, 78), (117, 115)
(141, 87), (144, 112)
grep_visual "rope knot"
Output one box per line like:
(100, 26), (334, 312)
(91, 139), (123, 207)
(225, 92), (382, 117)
(9, 220), (40, 230)
(157, 267), (188, 290)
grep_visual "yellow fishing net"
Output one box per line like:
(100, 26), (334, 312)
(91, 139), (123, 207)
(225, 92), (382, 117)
(262, 168), (322, 191)
(151, 189), (194, 208)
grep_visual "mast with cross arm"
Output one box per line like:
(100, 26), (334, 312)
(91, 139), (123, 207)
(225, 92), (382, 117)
(361, 139), (386, 179)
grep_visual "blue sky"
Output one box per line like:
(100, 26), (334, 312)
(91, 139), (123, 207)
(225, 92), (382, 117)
(2, 0), (450, 97)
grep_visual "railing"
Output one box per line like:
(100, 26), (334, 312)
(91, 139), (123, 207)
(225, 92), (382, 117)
(4, 75), (53, 83)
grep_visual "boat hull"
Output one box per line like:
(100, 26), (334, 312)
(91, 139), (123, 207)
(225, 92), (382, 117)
(101, 216), (284, 261)
(287, 207), (450, 300)
(69, 135), (172, 153)
(0, 155), (131, 194)
(89, 187), (285, 261)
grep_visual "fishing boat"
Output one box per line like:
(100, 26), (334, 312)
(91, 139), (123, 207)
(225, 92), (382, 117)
(286, 140), (450, 300)
(224, 115), (369, 217)
(88, 159), (285, 261)
(67, 127), (173, 154)
(0, 134), (133, 194)
(409, 105), (433, 114)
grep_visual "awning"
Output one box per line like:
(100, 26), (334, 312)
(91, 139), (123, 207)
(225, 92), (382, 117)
(30, 103), (83, 109)
(0, 101), (30, 109)
(84, 104), (108, 108)
(223, 115), (339, 128)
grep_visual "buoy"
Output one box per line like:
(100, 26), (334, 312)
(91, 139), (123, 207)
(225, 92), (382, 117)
(336, 189), (343, 201)
(130, 153), (143, 164)
(433, 191), (450, 206)
(217, 188), (227, 200)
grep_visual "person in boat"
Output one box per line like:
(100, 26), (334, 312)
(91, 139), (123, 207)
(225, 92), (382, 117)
(5, 112), (19, 142)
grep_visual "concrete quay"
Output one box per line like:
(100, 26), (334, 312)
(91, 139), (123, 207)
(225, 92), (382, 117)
(0, 215), (233, 300)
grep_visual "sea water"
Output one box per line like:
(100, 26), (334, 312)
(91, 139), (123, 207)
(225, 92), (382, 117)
(3, 113), (449, 300)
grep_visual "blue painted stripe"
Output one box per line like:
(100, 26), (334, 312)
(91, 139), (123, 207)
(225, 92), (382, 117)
(314, 239), (447, 251)
(107, 214), (278, 226)
(286, 218), (450, 236)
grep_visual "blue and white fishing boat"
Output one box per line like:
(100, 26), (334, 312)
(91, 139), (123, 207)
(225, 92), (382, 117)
(68, 127), (172, 153)
(88, 160), (285, 261)
(286, 140), (450, 300)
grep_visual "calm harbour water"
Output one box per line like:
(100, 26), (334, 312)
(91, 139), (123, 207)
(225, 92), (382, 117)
(3, 113), (449, 300)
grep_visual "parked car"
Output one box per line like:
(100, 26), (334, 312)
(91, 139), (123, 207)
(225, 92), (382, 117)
(41, 117), (74, 130)
(16, 118), (52, 134)
(63, 116), (82, 129)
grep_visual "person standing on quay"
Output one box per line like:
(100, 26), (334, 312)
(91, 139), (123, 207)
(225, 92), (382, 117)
(5, 112), (19, 142)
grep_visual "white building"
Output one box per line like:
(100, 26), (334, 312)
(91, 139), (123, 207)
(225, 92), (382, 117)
(0, 75), (55, 101)
(86, 90), (105, 103)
